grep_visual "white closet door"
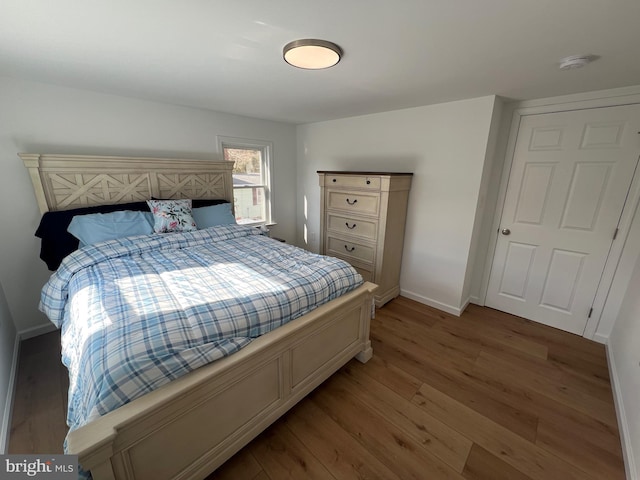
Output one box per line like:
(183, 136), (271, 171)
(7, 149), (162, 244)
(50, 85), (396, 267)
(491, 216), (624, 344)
(486, 104), (640, 335)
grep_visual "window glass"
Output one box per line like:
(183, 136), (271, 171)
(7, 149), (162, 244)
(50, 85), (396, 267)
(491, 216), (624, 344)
(221, 143), (272, 225)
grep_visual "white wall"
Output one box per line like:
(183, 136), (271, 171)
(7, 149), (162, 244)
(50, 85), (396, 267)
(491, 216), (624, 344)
(0, 279), (17, 453)
(0, 76), (297, 333)
(462, 97), (504, 305)
(608, 199), (640, 480)
(467, 101), (517, 304)
(595, 178), (640, 340)
(296, 96), (498, 314)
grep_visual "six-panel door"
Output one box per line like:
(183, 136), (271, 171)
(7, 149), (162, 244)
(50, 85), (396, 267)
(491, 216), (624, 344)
(486, 104), (640, 334)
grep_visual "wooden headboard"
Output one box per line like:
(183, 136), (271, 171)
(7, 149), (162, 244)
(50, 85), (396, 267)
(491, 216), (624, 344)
(20, 153), (235, 214)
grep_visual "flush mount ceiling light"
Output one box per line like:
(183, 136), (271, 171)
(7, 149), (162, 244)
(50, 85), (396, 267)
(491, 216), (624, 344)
(558, 54), (597, 70)
(283, 39), (343, 70)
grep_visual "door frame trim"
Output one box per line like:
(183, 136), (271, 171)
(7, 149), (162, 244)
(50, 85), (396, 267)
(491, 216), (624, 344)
(480, 86), (640, 340)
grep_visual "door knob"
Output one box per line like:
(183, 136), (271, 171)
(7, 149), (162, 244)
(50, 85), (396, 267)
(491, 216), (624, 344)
(501, 228), (511, 236)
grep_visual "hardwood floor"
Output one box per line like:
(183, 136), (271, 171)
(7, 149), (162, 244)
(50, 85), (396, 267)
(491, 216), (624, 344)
(8, 329), (68, 454)
(9, 297), (625, 479)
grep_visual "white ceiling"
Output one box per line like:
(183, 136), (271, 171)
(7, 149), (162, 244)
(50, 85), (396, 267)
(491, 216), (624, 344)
(1, 0), (639, 124)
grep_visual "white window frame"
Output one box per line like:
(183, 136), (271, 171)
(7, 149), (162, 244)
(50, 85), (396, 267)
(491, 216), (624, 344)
(217, 136), (274, 226)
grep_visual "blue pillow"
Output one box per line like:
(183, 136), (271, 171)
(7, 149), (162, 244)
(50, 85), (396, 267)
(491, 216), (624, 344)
(68, 210), (154, 247)
(192, 203), (237, 229)
(35, 201), (151, 270)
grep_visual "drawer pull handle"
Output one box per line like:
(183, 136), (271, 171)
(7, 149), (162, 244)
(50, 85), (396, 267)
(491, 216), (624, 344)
(332, 178), (337, 182)
(346, 198), (358, 205)
(366, 179), (371, 185)
(344, 245), (356, 252)
(345, 222), (357, 230)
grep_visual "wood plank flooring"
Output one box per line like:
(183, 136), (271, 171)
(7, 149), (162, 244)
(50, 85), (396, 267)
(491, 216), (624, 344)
(8, 330), (68, 454)
(9, 297), (625, 479)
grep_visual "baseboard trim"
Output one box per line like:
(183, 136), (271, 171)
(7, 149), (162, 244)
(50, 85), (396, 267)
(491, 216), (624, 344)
(469, 295), (483, 306)
(1, 334), (20, 454)
(459, 296), (472, 315)
(592, 332), (608, 345)
(18, 322), (56, 340)
(400, 289), (465, 316)
(606, 343), (638, 480)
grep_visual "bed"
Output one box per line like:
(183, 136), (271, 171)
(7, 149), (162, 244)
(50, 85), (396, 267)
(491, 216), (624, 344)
(21, 153), (376, 480)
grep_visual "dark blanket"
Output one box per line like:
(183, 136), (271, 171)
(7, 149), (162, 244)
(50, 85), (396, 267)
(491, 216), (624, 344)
(35, 199), (228, 270)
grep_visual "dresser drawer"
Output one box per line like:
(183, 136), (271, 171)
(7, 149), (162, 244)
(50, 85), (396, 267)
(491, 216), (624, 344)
(325, 175), (380, 190)
(326, 213), (378, 241)
(326, 236), (376, 264)
(327, 191), (379, 216)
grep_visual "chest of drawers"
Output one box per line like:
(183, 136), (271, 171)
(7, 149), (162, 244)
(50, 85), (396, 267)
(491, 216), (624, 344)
(318, 171), (412, 307)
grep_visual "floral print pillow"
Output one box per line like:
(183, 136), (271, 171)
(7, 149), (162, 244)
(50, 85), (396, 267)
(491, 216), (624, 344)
(146, 199), (197, 233)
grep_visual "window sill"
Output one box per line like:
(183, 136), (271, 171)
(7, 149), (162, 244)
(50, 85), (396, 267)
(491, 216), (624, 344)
(240, 221), (277, 228)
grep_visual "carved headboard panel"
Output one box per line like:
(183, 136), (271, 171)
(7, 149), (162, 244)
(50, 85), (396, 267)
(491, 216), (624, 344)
(20, 154), (235, 214)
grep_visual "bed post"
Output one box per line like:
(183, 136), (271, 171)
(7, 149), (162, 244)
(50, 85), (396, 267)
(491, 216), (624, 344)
(78, 433), (117, 480)
(355, 295), (374, 363)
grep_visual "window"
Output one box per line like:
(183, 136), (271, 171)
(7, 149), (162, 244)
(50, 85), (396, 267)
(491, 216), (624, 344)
(218, 137), (273, 225)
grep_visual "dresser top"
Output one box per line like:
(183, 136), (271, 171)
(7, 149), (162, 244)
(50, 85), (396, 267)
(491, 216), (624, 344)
(317, 171), (413, 176)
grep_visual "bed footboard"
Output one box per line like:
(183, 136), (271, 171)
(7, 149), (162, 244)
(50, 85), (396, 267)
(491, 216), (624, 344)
(68, 282), (377, 480)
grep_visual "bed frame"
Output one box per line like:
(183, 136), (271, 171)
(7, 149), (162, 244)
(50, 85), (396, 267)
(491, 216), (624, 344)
(21, 153), (376, 480)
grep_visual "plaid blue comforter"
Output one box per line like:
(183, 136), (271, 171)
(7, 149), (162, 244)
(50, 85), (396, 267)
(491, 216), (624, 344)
(40, 224), (362, 434)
